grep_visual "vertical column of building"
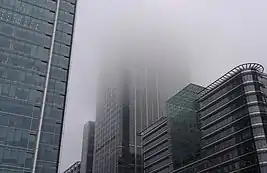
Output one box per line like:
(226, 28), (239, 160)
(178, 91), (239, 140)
(242, 71), (267, 172)
(81, 122), (95, 173)
(32, 0), (77, 172)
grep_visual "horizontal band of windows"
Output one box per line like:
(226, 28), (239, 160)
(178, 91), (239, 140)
(201, 100), (266, 130)
(200, 92), (265, 121)
(144, 146), (169, 161)
(144, 154), (172, 168)
(202, 114), (251, 139)
(202, 125), (251, 149)
(146, 162), (172, 173)
(144, 142), (170, 159)
(199, 152), (257, 173)
(141, 118), (167, 137)
(0, 8), (54, 34)
(0, 33), (50, 51)
(0, 2), (55, 23)
(0, 25), (51, 48)
(21, 0), (57, 12)
(143, 129), (168, 146)
(142, 125), (169, 143)
(0, 39), (50, 62)
(198, 69), (261, 103)
(202, 109), (266, 139)
(200, 80), (263, 112)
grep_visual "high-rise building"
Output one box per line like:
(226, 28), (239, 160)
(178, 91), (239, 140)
(64, 161), (81, 173)
(141, 83), (204, 173)
(81, 121), (95, 173)
(141, 116), (171, 173)
(93, 58), (190, 173)
(174, 63), (267, 173)
(141, 63), (267, 173)
(0, 0), (77, 172)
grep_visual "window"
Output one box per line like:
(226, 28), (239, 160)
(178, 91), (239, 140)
(37, 144), (58, 162)
(0, 35), (11, 48)
(57, 20), (73, 34)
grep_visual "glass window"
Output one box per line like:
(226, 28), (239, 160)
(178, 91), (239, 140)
(0, 35), (11, 48)
(52, 54), (69, 69)
(55, 31), (71, 45)
(58, 10), (74, 23)
(50, 67), (67, 81)
(57, 20), (73, 34)
(53, 42), (70, 57)
(249, 105), (260, 113)
(60, 0), (75, 13)
(44, 105), (63, 121)
(243, 74), (253, 81)
(22, 0), (57, 11)
(25, 152), (34, 168)
(37, 144), (58, 162)
(40, 132), (54, 145)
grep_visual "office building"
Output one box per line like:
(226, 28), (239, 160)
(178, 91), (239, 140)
(141, 116), (171, 173)
(64, 161), (81, 173)
(93, 58), (190, 173)
(141, 83), (204, 173)
(173, 63), (267, 173)
(0, 0), (77, 172)
(81, 121), (95, 173)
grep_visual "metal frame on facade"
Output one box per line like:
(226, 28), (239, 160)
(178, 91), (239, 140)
(198, 63), (264, 99)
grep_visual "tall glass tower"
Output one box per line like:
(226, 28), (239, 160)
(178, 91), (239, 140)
(0, 0), (77, 172)
(93, 59), (190, 173)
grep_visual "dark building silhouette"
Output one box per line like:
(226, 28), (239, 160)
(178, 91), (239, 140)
(81, 121), (95, 173)
(64, 161), (81, 173)
(0, 0), (77, 172)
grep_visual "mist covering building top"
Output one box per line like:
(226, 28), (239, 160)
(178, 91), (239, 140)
(93, 55), (190, 172)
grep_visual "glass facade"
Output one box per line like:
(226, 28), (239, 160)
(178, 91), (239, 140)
(0, 0), (77, 172)
(173, 63), (267, 173)
(166, 84), (204, 171)
(141, 84), (204, 173)
(81, 121), (95, 173)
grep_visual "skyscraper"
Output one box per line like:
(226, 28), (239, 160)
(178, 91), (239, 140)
(0, 0), (77, 172)
(93, 58), (190, 173)
(81, 121), (95, 173)
(141, 63), (267, 173)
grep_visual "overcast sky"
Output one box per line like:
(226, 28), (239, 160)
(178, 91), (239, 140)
(59, 0), (267, 171)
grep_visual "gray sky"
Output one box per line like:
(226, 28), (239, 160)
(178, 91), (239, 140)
(59, 0), (267, 171)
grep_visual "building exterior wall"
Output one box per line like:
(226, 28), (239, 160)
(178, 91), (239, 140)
(142, 117), (172, 173)
(94, 60), (190, 173)
(0, 0), (77, 172)
(64, 161), (81, 173)
(141, 84), (204, 173)
(167, 84), (203, 171)
(173, 63), (267, 173)
(81, 121), (95, 173)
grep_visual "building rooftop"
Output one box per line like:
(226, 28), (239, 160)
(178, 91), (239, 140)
(197, 63), (264, 100)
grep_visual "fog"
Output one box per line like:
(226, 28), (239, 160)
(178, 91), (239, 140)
(59, 0), (267, 171)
